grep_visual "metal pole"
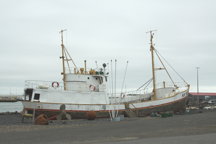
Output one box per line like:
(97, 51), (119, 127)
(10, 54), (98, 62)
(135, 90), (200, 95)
(196, 67), (200, 107)
(32, 103), (36, 124)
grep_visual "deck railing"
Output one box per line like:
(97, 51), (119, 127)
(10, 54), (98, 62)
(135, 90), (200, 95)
(25, 80), (64, 90)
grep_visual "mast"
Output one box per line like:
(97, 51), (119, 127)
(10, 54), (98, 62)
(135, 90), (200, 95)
(148, 30), (157, 100)
(60, 29), (67, 90)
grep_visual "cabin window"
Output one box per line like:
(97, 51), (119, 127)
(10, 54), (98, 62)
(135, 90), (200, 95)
(24, 88), (33, 101)
(34, 93), (40, 100)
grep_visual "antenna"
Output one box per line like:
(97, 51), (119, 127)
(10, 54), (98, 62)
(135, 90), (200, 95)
(95, 61), (98, 69)
(60, 29), (67, 44)
(146, 29), (157, 34)
(146, 30), (157, 44)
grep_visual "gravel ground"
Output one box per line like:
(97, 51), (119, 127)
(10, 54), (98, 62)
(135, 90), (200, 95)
(0, 109), (216, 144)
(0, 112), (26, 125)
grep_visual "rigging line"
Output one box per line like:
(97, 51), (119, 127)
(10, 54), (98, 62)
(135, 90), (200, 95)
(136, 78), (153, 91)
(120, 61), (129, 95)
(137, 78), (152, 91)
(106, 62), (113, 120)
(110, 60), (113, 98)
(107, 62), (111, 95)
(119, 61), (129, 105)
(143, 79), (153, 90)
(154, 49), (176, 87)
(155, 49), (189, 85)
(115, 59), (117, 98)
(114, 59), (119, 117)
(64, 46), (77, 69)
(63, 50), (71, 73)
(105, 90), (112, 121)
(111, 59), (115, 120)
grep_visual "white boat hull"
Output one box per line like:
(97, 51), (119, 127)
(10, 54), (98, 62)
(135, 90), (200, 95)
(22, 89), (189, 119)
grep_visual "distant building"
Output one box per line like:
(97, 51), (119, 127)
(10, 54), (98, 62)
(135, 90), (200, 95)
(188, 92), (216, 106)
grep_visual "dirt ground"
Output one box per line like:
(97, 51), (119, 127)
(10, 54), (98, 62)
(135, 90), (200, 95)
(0, 109), (216, 144)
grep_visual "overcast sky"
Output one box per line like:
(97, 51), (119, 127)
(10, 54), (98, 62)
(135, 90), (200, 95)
(0, 0), (215, 94)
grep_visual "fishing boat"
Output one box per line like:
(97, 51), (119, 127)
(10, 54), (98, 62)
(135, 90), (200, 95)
(22, 30), (190, 119)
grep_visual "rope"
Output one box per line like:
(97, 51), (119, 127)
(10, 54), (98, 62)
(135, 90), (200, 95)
(64, 46), (77, 69)
(136, 78), (153, 91)
(63, 48), (71, 73)
(154, 50), (176, 87)
(143, 79), (153, 90)
(154, 49), (189, 85)
(120, 61), (129, 94)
